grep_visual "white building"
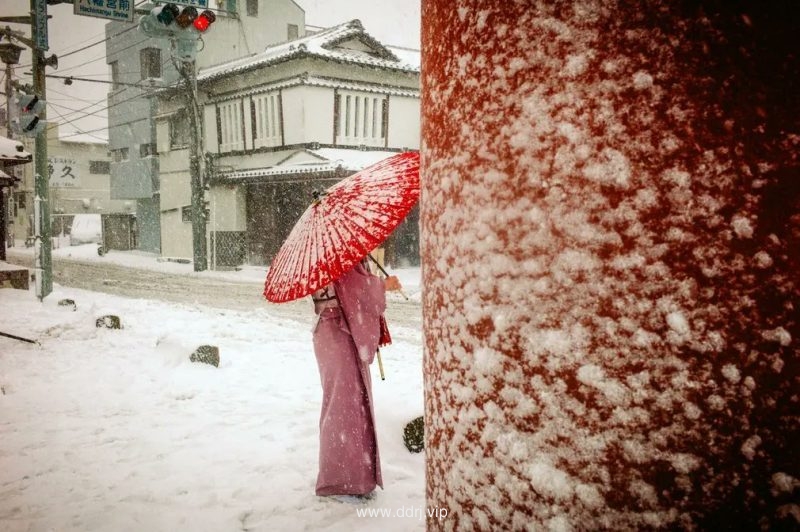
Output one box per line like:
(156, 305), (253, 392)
(8, 125), (125, 245)
(106, 0), (308, 254)
(155, 19), (420, 268)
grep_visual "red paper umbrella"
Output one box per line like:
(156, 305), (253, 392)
(263, 151), (420, 303)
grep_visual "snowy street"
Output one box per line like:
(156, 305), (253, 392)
(0, 247), (427, 531)
(4, 247), (423, 329)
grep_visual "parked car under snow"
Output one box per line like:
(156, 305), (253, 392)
(69, 213), (102, 245)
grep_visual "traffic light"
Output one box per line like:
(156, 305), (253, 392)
(13, 94), (46, 137)
(138, 3), (216, 61)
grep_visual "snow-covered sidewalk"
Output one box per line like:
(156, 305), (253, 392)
(0, 256), (427, 531)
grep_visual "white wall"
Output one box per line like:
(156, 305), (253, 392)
(387, 96), (420, 150)
(203, 105), (219, 154)
(209, 187), (246, 232)
(301, 86), (335, 144)
(197, 0), (306, 69)
(280, 88), (305, 145)
(160, 210), (193, 259)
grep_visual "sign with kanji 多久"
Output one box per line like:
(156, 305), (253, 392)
(49, 157), (79, 188)
(73, 0), (134, 23)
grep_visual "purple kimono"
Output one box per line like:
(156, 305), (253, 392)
(312, 261), (385, 496)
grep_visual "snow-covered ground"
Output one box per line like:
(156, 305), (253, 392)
(0, 248), (430, 531)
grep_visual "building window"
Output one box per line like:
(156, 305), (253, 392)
(140, 48), (161, 80)
(218, 100), (244, 152)
(111, 148), (129, 162)
(251, 92), (281, 148)
(140, 143), (157, 157)
(182, 205), (192, 223)
(14, 191), (25, 211)
(246, 0), (257, 16)
(170, 111), (191, 148)
(89, 160), (110, 174)
(287, 23), (299, 40)
(225, 0), (237, 14)
(335, 91), (387, 146)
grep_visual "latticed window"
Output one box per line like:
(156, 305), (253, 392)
(251, 92), (281, 148)
(218, 100), (244, 152)
(336, 91), (386, 147)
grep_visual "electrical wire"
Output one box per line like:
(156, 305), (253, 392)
(46, 73), (172, 90)
(57, 25), (139, 61)
(48, 56), (179, 139)
(46, 102), (108, 142)
(5, 0), (236, 139)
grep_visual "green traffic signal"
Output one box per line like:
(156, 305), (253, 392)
(155, 3), (179, 25)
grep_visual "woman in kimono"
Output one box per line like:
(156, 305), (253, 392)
(311, 257), (401, 501)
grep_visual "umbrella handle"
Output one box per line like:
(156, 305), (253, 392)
(368, 254), (409, 301)
(376, 348), (386, 380)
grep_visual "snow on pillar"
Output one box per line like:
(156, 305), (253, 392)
(421, 1), (799, 530)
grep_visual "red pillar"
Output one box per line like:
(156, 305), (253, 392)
(421, 1), (799, 529)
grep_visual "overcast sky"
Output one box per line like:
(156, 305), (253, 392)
(1, 0), (421, 142)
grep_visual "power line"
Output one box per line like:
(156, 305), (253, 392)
(56, 114), (154, 141)
(49, 57), (179, 139)
(54, 33), (165, 78)
(58, 25), (139, 61)
(46, 85), (107, 117)
(46, 101), (108, 142)
(46, 73), (171, 90)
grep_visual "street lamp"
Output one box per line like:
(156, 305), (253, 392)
(0, 40), (24, 260)
(0, 41), (23, 64)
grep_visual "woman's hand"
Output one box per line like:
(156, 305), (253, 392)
(384, 275), (402, 292)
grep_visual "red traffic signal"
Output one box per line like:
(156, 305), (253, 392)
(139, 2), (217, 61)
(193, 10), (216, 33)
(21, 95), (40, 113)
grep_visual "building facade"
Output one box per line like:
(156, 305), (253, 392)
(7, 124), (120, 245)
(105, 0), (307, 254)
(154, 19), (420, 268)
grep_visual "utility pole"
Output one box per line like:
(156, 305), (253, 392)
(177, 59), (207, 271)
(31, 0), (52, 298)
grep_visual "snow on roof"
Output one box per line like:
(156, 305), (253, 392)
(218, 148), (406, 181)
(0, 135), (32, 166)
(59, 134), (108, 145)
(199, 20), (419, 83)
(310, 148), (404, 168)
